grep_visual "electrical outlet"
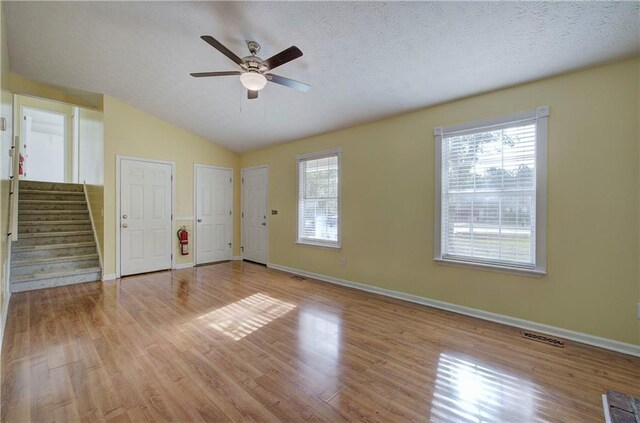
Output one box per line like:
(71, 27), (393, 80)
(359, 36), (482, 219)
(341, 257), (347, 267)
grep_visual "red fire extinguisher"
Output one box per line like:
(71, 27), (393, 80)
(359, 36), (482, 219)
(18, 153), (25, 176)
(177, 227), (189, 255)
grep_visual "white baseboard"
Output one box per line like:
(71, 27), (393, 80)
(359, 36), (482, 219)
(173, 263), (195, 270)
(267, 263), (640, 357)
(232, 256), (242, 261)
(602, 394), (612, 423)
(0, 290), (11, 356)
(101, 273), (116, 281)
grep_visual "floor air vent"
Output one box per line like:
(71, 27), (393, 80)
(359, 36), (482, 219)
(521, 331), (565, 348)
(290, 274), (307, 281)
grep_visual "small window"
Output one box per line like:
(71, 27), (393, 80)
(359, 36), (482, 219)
(297, 147), (342, 248)
(434, 107), (548, 275)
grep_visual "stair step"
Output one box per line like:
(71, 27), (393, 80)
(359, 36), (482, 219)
(19, 230), (93, 238)
(12, 241), (96, 252)
(19, 210), (89, 214)
(19, 191), (86, 201)
(19, 220), (91, 226)
(18, 210), (90, 222)
(12, 243), (97, 261)
(18, 189), (84, 196)
(19, 200), (87, 211)
(19, 200), (86, 204)
(19, 221), (92, 234)
(12, 254), (99, 267)
(10, 267), (101, 293)
(19, 181), (84, 192)
(11, 266), (101, 282)
(11, 255), (99, 277)
(14, 232), (95, 247)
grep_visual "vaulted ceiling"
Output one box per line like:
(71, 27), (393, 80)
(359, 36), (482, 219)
(5, 1), (639, 152)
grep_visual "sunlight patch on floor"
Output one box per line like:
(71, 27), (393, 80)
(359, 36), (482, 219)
(430, 353), (539, 423)
(198, 293), (296, 340)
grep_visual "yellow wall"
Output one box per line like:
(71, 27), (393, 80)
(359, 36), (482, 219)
(8, 73), (99, 110)
(102, 95), (240, 276)
(242, 58), (640, 345)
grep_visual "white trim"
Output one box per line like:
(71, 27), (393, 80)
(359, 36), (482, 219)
(434, 257), (545, 277)
(83, 183), (103, 276)
(0, 290), (11, 358)
(21, 105), (71, 183)
(296, 146), (343, 161)
(115, 155), (176, 278)
(266, 262), (640, 357)
(296, 147), (342, 248)
(295, 240), (342, 250)
(101, 273), (116, 281)
(433, 107), (549, 275)
(173, 262), (195, 270)
(437, 108), (540, 136)
(241, 165), (269, 264)
(232, 256), (242, 261)
(602, 394), (612, 423)
(193, 164), (234, 265)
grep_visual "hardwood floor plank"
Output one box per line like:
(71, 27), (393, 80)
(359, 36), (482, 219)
(2, 261), (639, 422)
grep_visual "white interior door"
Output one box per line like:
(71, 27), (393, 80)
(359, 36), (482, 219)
(120, 158), (172, 276)
(195, 165), (233, 264)
(242, 166), (268, 264)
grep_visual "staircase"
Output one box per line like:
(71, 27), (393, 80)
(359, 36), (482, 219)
(10, 181), (101, 293)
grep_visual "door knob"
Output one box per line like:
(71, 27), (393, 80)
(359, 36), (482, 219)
(261, 222), (266, 226)
(121, 223), (128, 228)
(197, 219), (202, 222)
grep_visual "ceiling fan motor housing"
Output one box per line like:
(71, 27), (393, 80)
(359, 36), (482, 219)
(241, 56), (268, 73)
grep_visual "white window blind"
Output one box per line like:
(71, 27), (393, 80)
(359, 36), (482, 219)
(435, 108), (548, 274)
(297, 148), (341, 247)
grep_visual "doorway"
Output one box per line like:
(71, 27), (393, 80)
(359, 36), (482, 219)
(118, 157), (173, 276)
(242, 166), (268, 264)
(21, 107), (67, 182)
(194, 165), (233, 264)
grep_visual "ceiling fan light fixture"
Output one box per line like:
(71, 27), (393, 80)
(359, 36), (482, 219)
(240, 72), (267, 91)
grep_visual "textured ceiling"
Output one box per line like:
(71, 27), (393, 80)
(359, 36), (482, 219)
(5, 1), (640, 152)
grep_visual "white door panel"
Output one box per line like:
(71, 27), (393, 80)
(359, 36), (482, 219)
(120, 159), (172, 276)
(196, 166), (232, 264)
(242, 167), (268, 264)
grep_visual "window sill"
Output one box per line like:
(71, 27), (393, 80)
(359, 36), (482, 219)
(434, 257), (546, 277)
(296, 240), (341, 250)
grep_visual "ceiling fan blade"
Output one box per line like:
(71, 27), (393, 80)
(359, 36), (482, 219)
(265, 73), (310, 92)
(262, 46), (303, 71)
(200, 35), (243, 65)
(248, 90), (259, 100)
(190, 71), (242, 78)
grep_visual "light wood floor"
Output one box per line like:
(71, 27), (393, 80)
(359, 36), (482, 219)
(2, 261), (639, 422)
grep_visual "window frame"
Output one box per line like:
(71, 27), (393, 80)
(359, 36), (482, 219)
(433, 107), (548, 276)
(296, 146), (343, 249)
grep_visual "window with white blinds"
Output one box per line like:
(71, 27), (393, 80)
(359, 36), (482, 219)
(297, 147), (342, 247)
(434, 108), (548, 275)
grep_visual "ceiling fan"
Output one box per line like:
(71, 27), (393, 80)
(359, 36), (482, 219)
(190, 35), (310, 99)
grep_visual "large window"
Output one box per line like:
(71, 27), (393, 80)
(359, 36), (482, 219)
(297, 147), (342, 248)
(434, 107), (548, 275)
